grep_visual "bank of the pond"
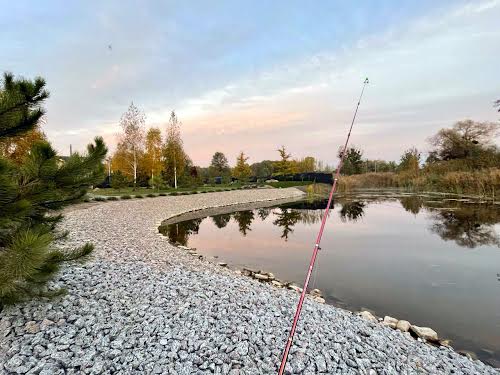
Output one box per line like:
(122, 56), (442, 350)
(1, 189), (498, 374)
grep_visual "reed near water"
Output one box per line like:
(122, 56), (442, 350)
(337, 168), (500, 199)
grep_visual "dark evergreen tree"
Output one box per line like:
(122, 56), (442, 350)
(0, 72), (108, 308)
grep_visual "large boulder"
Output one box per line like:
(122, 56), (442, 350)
(396, 320), (411, 332)
(382, 316), (398, 329)
(410, 325), (438, 342)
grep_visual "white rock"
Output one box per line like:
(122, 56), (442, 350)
(358, 311), (378, 323)
(382, 316), (398, 329)
(396, 320), (411, 332)
(310, 288), (323, 297)
(253, 273), (269, 281)
(411, 325), (438, 341)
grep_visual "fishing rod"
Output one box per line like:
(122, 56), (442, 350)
(278, 78), (369, 375)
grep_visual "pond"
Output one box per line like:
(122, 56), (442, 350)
(159, 191), (500, 367)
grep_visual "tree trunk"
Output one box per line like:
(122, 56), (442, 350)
(133, 150), (137, 191)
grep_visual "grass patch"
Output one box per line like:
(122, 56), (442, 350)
(135, 194), (144, 198)
(120, 195), (132, 199)
(93, 196), (106, 201)
(106, 196), (118, 201)
(268, 181), (314, 188)
(146, 193), (156, 198)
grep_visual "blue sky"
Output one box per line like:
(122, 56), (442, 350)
(1, 0), (499, 165)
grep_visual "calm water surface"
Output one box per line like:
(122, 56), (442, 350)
(160, 192), (500, 366)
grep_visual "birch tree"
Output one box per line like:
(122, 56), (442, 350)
(144, 127), (163, 179)
(117, 103), (145, 189)
(163, 111), (187, 188)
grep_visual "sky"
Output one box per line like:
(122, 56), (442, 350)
(1, 0), (499, 166)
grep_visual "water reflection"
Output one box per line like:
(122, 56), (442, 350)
(257, 207), (272, 221)
(160, 197), (500, 250)
(429, 207), (500, 248)
(159, 218), (202, 246)
(339, 201), (366, 222)
(211, 213), (231, 229)
(233, 210), (255, 236)
(273, 208), (303, 240)
(400, 195), (424, 215)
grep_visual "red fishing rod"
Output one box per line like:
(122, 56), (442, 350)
(278, 78), (369, 375)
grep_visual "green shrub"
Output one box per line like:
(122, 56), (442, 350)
(135, 194), (144, 199)
(93, 196), (106, 202)
(146, 193), (156, 198)
(159, 193), (167, 196)
(106, 196), (118, 201)
(83, 198), (90, 203)
(170, 192), (179, 196)
(120, 195), (132, 199)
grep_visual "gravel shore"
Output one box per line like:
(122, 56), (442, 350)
(1, 188), (498, 374)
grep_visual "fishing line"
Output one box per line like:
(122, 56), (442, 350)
(278, 78), (370, 375)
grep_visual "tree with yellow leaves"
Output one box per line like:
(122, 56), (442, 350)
(232, 151), (252, 181)
(115, 103), (145, 188)
(0, 127), (46, 164)
(144, 127), (163, 179)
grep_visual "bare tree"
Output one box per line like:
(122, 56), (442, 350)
(117, 102), (145, 188)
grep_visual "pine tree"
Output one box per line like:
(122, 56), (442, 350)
(0, 72), (108, 308)
(275, 146), (297, 175)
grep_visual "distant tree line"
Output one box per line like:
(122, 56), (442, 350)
(338, 103), (500, 197)
(109, 104), (329, 188)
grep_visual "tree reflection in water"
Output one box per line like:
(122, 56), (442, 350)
(429, 207), (500, 248)
(272, 208), (302, 240)
(400, 196), (424, 215)
(233, 210), (255, 236)
(160, 197), (500, 250)
(339, 201), (366, 222)
(211, 213), (231, 229)
(257, 208), (272, 221)
(159, 218), (203, 246)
